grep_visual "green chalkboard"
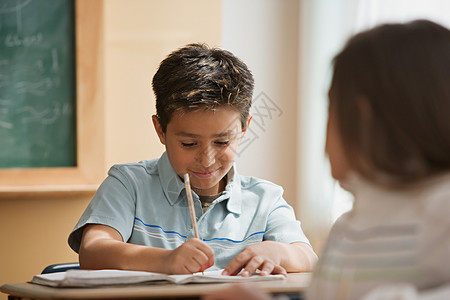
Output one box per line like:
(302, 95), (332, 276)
(0, 0), (76, 168)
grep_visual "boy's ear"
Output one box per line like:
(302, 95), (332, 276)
(242, 114), (252, 134)
(152, 115), (166, 145)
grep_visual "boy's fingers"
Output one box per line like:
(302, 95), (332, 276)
(224, 255), (266, 277)
(257, 261), (275, 276)
(223, 253), (249, 275)
(194, 252), (215, 273)
(206, 254), (215, 270)
(240, 256), (265, 276)
(198, 242), (215, 269)
(191, 238), (215, 272)
(172, 239), (215, 274)
(271, 265), (287, 276)
(190, 238), (215, 257)
(223, 255), (287, 278)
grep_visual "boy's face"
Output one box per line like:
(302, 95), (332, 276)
(153, 107), (249, 196)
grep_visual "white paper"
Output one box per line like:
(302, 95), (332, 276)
(31, 269), (286, 287)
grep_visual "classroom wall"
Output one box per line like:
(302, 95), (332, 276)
(0, 0), (222, 296)
(103, 0), (222, 167)
(222, 0), (300, 210)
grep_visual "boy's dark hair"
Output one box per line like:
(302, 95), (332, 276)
(152, 43), (254, 132)
(330, 19), (450, 184)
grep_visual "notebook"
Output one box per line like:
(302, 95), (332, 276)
(31, 269), (286, 287)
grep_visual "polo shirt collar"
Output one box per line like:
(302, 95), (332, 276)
(224, 165), (242, 215)
(157, 152), (242, 215)
(157, 152), (186, 206)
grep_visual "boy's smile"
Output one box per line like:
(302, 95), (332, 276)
(153, 107), (249, 196)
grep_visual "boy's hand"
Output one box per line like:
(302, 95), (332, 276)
(166, 238), (215, 274)
(221, 241), (287, 277)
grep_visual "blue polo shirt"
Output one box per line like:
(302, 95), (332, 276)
(68, 152), (310, 270)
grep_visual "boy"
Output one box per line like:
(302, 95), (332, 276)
(68, 43), (317, 275)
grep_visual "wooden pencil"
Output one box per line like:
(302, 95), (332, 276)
(184, 173), (200, 238)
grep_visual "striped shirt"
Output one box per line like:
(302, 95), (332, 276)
(307, 173), (450, 299)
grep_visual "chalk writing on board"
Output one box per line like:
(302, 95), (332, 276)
(0, 0), (76, 168)
(5, 32), (43, 47)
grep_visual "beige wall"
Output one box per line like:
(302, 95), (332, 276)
(104, 0), (222, 166)
(222, 0), (300, 210)
(0, 0), (222, 297)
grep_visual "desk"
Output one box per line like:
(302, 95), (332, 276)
(0, 273), (311, 299)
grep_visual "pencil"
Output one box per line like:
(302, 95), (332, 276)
(184, 173), (200, 239)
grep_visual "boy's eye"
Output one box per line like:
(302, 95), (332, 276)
(215, 141), (230, 146)
(181, 142), (196, 147)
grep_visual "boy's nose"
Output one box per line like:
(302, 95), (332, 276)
(197, 146), (216, 168)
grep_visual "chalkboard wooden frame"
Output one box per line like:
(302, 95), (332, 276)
(0, 0), (104, 198)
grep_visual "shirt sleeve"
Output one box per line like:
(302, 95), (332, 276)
(263, 187), (311, 245)
(68, 165), (137, 253)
